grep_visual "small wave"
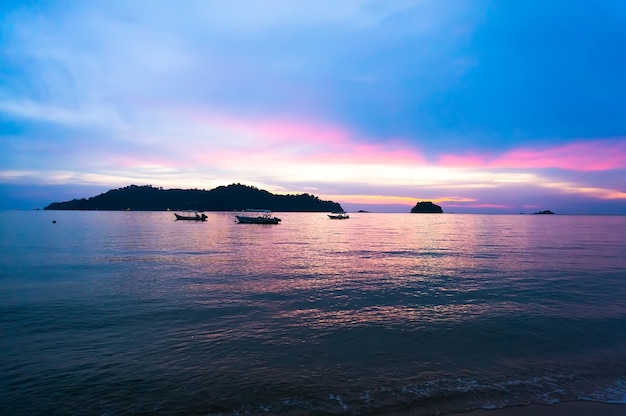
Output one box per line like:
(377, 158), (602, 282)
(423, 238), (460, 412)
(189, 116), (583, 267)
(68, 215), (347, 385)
(581, 379), (626, 404)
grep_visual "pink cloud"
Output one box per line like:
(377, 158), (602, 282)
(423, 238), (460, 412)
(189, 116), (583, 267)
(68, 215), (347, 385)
(439, 139), (626, 171)
(186, 110), (351, 147)
(252, 119), (350, 146)
(182, 108), (626, 172)
(185, 109), (427, 165)
(494, 139), (626, 171)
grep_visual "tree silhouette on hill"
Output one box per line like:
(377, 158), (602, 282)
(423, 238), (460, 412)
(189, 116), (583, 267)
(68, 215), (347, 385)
(44, 184), (344, 212)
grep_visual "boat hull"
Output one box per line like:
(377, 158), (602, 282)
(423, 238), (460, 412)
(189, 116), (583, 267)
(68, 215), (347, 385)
(175, 213), (207, 221)
(235, 215), (281, 224)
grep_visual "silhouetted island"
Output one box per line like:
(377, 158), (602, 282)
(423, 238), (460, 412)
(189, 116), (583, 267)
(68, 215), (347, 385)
(44, 184), (344, 212)
(533, 210), (555, 215)
(410, 201), (443, 213)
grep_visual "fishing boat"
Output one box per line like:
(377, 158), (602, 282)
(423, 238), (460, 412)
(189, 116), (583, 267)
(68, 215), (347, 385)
(328, 212), (349, 219)
(235, 209), (281, 224)
(174, 212), (207, 221)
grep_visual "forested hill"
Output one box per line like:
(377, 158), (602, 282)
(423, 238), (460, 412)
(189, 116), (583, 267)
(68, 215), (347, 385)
(44, 184), (343, 212)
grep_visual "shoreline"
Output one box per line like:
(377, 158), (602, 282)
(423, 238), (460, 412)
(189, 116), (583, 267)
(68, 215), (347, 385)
(449, 401), (626, 416)
(379, 401), (626, 416)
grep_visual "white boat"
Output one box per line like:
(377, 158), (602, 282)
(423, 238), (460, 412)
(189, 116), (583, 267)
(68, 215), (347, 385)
(328, 212), (349, 219)
(175, 212), (207, 221)
(235, 209), (281, 224)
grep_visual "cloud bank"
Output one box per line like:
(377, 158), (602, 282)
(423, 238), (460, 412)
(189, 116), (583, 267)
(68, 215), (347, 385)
(1, 0), (625, 213)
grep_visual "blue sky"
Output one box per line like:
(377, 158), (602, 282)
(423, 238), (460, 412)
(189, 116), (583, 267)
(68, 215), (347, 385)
(1, 0), (626, 213)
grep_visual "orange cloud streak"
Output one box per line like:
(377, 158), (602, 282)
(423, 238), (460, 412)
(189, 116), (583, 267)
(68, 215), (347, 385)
(330, 194), (475, 206)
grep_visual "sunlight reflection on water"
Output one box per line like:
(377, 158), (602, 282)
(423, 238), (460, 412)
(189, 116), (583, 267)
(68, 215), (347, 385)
(1, 211), (626, 415)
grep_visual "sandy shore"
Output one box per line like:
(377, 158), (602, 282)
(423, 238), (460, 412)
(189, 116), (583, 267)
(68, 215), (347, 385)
(378, 401), (626, 416)
(449, 401), (626, 416)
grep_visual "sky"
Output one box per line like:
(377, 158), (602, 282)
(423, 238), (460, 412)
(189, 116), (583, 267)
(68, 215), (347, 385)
(1, 0), (626, 213)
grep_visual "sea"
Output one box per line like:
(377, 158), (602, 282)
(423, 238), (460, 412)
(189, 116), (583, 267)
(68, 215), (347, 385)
(1, 211), (625, 416)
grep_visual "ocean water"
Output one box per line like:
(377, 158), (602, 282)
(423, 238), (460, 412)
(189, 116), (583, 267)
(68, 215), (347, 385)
(1, 211), (625, 416)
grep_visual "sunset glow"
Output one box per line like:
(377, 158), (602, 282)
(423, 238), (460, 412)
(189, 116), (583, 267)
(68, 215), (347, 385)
(2, 1), (625, 213)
